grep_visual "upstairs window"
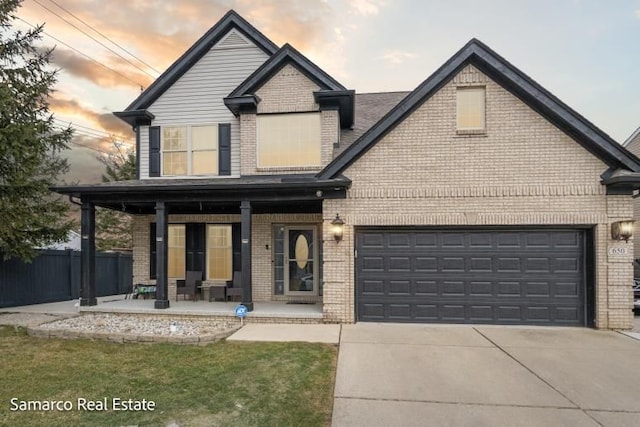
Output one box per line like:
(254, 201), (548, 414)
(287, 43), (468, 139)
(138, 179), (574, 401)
(456, 86), (485, 132)
(257, 113), (321, 168)
(162, 125), (218, 175)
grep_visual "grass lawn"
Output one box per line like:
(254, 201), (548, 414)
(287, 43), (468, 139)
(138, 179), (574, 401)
(0, 326), (337, 427)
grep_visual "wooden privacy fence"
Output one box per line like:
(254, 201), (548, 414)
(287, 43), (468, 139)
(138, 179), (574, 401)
(0, 249), (132, 308)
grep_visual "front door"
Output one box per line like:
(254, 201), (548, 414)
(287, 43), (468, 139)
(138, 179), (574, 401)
(285, 226), (317, 295)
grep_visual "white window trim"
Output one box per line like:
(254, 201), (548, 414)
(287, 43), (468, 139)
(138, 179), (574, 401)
(161, 124), (219, 177)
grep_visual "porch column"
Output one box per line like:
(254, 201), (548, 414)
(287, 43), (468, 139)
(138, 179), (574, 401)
(80, 201), (97, 306)
(154, 201), (170, 309)
(240, 200), (253, 311)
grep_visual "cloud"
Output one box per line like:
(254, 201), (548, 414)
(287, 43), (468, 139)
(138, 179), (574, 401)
(381, 50), (418, 64)
(49, 97), (134, 143)
(348, 0), (385, 15)
(635, 9), (640, 18)
(48, 48), (154, 90)
(236, 0), (334, 50)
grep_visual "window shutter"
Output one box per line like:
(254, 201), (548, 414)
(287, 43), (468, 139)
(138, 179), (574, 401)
(149, 126), (161, 177)
(218, 123), (231, 176)
(149, 222), (157, 279)
(186, 223), (206, 276)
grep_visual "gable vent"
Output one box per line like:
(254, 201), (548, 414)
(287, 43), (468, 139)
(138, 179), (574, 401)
(215, 29), (251, 49)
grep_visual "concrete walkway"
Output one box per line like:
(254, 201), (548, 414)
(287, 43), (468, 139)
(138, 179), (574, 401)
(332, 323), (640, 427)
(227, 323), (341, 344)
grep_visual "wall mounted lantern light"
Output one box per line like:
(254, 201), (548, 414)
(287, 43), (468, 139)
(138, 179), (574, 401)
(331, 214), (345, 242)
(611, 220), (634, 242)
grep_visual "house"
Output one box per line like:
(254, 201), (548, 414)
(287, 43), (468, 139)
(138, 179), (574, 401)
(623, 126), (640, 275)
(53, 10), (640, 329)
(40, 230), (81, 251)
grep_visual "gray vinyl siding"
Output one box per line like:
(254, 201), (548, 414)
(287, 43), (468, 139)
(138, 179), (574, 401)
(139, 32), (269, 179)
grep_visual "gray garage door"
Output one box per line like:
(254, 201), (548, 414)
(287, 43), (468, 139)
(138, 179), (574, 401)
(356, 228), (586, 326)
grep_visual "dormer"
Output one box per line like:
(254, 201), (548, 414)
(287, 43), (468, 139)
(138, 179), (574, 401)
(224, 44), (354, 175)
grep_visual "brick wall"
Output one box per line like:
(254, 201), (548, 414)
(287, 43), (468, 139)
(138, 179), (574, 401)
(322, 65), (635, 329)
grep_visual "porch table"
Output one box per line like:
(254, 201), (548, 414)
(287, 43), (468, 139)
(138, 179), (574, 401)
(198, 284), (227, 302)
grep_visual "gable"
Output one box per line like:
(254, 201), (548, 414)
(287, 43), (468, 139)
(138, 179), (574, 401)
(624, 126), (640, 156)
(147, 33), (270, 121)
(319, 39), (640, 180)
(225, 43), (354, 127)
(342, 65), (607, 191)
(123, 10), (278, 112)
(255, 64), (321, 113)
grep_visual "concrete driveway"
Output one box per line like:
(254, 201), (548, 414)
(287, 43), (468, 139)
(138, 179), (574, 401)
(332, 323), (640, 427)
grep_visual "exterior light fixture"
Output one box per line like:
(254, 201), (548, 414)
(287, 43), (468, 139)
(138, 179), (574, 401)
(611, 220), (634, 242)
(331, 214), (345, 242)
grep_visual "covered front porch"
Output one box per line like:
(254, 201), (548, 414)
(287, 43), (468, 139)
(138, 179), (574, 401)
(53, 175), (349, 319)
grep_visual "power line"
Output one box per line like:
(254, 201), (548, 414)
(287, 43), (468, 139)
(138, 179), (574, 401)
(31, 0), (157, 79)
(16, 17), (145, 89)
(53, 124), (133, 149)
(53, 118), (128, 140)
(46, 0), (161, 75)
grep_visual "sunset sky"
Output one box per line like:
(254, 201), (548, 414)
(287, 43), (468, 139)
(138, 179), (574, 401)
(12, 0), (640, 183)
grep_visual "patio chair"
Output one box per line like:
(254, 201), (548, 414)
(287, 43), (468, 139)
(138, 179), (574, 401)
(226, 271), (243, 302)
(176, 270), (202, 302)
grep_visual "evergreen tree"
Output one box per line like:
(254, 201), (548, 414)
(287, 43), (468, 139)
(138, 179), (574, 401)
(0, 0), (74, 261)
(95, 140), (135, 251)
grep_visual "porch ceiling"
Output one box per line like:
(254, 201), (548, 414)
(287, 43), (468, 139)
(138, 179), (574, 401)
(51, 174), (349, 215)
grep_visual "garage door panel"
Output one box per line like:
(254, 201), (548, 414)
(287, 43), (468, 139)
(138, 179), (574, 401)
(555, 282), (579, 297)
(441, 233), (465, 247)
(497, 258), (522, 272)
(526, 282), (551, 296)
(415, 280), (437, 295)
(388, 304), (411, 319)
(469, 305), (493, 321)
(415, 304), (438, 320)
(415, 257), (438, 271)
(360, 303), (385, 319)
(470, 257), (492, 272)
(361, 256), (384, 271)
(389, 257), (411, 271)
(388, 280), (411, 295)
(356, 229), (586, 326)
(469, 281), (493, 296)
(361, 280), (384, 295)
(469, 233), (493, 247)
(442, 305), (466, 320)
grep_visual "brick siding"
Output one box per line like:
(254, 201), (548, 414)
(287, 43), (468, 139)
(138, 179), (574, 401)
(322, 65), (635, 329)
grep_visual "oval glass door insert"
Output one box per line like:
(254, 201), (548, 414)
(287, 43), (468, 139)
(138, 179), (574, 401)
(295, 234), (309, 269)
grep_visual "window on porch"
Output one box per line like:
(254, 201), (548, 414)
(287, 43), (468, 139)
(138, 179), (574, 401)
(152, 223), (234, 281)
(168, 225), (185, 278)
(207, 225), (232, 281)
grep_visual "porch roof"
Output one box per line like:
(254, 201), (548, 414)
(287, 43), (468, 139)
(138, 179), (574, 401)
(52, 174), (350, 215)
